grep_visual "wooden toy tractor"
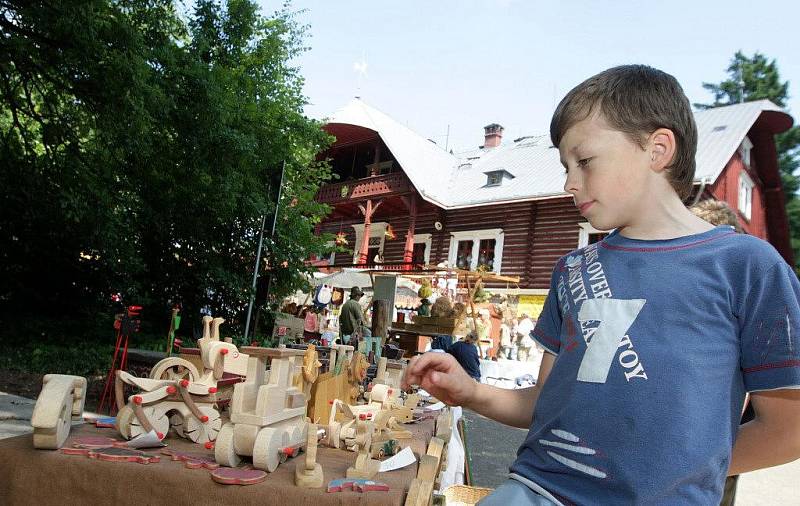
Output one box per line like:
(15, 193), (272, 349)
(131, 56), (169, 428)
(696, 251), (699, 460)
(214, 346), (320, 472)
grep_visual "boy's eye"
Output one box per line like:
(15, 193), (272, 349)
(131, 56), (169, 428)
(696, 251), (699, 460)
(577, 157), (593, 168)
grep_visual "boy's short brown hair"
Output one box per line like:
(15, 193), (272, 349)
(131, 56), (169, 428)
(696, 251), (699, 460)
(550, 65), (698, 200)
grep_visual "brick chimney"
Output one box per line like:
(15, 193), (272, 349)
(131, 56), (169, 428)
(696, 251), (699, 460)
(483, 123), (504, 148)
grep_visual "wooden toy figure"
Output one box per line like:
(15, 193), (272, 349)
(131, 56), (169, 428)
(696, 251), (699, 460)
(345, 420), (381, 480)
(294, 421), (324, 488)
(31, 374), (87, 449)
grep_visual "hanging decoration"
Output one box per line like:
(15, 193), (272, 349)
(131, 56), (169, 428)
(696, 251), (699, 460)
(335, 232), (348, 246)
(384, 224), (396, 240)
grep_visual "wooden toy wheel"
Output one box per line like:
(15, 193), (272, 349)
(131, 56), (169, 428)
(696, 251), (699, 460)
(129, 405), (170, 440)
(149, 357), (200, 382)
(184, 406), (222, 444)
(115, 404), (136, 439)
(253, 427), (288, 472)
(169, 413), (184, 437)
(214, 423), (241, 468)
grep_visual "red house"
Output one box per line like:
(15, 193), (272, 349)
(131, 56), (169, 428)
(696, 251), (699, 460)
(314, 98), (794, 296)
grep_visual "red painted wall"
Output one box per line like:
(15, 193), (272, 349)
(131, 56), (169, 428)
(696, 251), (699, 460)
(707, 152), (768, 240)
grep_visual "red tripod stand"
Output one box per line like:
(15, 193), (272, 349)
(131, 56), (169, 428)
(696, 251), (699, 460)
(98, 304), (142, 415)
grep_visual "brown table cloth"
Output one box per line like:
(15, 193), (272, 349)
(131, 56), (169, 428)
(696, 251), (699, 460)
(0, 417), (436, 505)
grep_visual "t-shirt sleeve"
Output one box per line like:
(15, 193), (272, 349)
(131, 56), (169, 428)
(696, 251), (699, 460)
(739, 260), (800, 392)
(531, 265), (563, 355)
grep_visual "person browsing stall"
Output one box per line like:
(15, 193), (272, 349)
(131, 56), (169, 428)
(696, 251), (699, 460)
(402, 65), (800, 505)
(339, 286), (366, 344)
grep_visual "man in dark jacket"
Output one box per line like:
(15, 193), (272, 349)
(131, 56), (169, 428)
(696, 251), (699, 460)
(339, 286), (366, 344)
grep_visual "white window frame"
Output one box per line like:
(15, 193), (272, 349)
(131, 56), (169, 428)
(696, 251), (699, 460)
(413, 233), (432, 265)
(739, 136), (753, 167)
(578, 222), (610, 248)
(738, 171), (753, 221)
(447, 228), (504, 273)
(351, 222), (387, 263)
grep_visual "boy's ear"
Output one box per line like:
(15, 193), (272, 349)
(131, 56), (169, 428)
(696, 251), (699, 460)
(648, 128), (676, 173)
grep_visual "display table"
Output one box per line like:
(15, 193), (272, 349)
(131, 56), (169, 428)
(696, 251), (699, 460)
(0, 415), (440, 505)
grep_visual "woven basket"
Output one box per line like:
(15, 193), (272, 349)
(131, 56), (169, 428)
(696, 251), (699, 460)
(442, 484), (494, 505)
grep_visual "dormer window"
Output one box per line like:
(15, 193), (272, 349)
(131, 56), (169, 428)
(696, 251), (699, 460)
(484, 169), (514, 187)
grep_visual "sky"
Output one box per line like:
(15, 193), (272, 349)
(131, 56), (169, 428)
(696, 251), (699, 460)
(259, 0), (800, 153)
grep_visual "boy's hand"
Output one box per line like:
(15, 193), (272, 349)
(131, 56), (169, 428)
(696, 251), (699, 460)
(401, 352), (478, 407)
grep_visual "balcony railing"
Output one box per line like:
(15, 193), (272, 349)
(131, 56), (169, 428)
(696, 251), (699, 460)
(316, 172), (411, 204)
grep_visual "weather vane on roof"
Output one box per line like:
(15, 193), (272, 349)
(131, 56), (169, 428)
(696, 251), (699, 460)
(353, 51), (368, 95)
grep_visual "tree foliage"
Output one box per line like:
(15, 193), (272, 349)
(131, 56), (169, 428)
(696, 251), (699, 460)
(697, 51), (800, 267)
(0, 0), (333, 338)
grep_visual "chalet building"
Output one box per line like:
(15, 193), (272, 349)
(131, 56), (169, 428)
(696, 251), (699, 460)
(313, 98), (794, 295)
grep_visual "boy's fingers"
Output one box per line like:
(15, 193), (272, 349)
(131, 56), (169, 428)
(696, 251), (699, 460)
(403, 352), (450, 389)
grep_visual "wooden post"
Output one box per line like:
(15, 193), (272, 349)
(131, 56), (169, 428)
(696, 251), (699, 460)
(465, 273), (477, 331)
(357, 199), (382, 265)
(372, 299), (390, 354)
(402, 194), (418, 268)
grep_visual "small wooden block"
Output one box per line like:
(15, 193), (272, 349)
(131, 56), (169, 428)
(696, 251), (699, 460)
(326, 478), (354, 493)
(294, 461), (324, 488)
(426, 437), (445, 461)
(210, 467), (268, 485)
(88, 447), (160, 464)
(416, 455), (439, 482)
(287, 392), (306, 409)
(161, 448), (220, 470)
(354, 480), (390, 492)
(327, 478), (389, 493)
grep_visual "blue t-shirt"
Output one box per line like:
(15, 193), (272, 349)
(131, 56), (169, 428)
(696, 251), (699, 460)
(448, 340), (481, 380)
(510, 226), (800, 505)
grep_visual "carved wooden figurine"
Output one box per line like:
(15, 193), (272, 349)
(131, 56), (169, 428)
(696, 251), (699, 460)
(31, 374), (87, 449)
(345, 420), (381, 480)
(294, 421), (323, 488)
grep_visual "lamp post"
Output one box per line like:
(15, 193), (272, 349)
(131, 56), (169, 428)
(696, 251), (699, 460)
(244, 161), (286, 341)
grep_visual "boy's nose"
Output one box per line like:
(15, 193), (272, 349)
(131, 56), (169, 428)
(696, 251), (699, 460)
(563, 169), (580, 195)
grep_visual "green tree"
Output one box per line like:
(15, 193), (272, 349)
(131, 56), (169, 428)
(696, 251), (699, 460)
(696, 51), (800, 267)
(0, 0), (333, 340)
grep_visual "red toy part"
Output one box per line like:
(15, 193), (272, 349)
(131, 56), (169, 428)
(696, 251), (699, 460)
(68, 436), (128, 449)
(161, 448), (220, 470)
(210, 467), (267, 486)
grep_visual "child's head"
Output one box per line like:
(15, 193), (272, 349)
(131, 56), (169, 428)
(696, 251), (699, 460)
(551, 65), (697, 202)
(690, 199), (742, 232)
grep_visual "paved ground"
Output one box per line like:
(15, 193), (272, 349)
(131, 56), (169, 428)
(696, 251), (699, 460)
(3, 392), (798, 503)
(462, 408), (800, 504)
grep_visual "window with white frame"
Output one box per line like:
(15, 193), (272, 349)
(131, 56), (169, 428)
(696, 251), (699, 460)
(447, 229), (504, 273)
(738, 171), (753, 220)
(739, 136), (753, 167)
(412, 233), (432, 265)
(578, 222), (610, 248)
(351, 222), (387, 263)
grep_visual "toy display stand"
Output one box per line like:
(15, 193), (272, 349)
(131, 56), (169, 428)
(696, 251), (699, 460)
(0, 416), (448, 505)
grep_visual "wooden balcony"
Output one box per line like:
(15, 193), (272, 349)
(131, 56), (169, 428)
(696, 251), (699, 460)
(316, 172), (412, 205)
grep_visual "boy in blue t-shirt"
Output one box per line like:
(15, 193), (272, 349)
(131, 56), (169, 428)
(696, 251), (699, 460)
(402, 65), (800, 505)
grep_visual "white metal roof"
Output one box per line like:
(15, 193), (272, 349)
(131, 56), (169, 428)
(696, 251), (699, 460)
(326, 99), (792, 209)
(693, 99), (787, 182)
